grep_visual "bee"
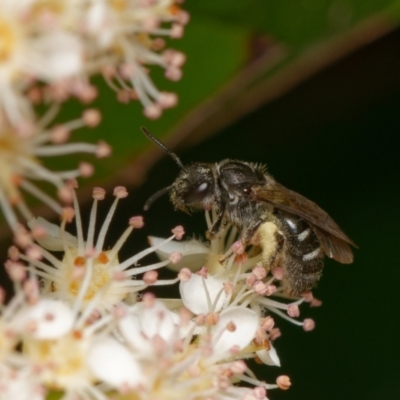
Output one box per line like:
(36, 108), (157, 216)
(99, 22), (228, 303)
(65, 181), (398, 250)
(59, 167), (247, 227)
(141, 127), (356, 296)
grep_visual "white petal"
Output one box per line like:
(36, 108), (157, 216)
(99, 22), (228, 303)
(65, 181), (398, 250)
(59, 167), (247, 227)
(0, 365), (44, 400)
(180, 273), (228, 314)
(88, 337), (143, 388)
(213, 307), (259, 358)
(119, 301), (183, 352)
(118, 312), (152, 353)
(29, 33), (82, 81)
(149, 236), (208, 271)
(256, 343), (281, 367)
(28, 217), (78, 251)
(137, 301), (176, 340)
(22, 300), (74, 339)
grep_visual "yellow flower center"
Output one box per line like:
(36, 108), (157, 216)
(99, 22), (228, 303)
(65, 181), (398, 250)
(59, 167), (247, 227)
(0, 17), (16, 63)
(24, 332), (93, 389)
(51, 248), (128, 310)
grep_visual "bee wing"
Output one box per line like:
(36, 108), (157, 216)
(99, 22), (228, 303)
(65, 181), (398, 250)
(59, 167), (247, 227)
(253, 182), (356, 263)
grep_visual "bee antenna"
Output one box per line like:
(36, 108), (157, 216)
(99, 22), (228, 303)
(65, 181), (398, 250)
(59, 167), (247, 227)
(143, 186), (172, 210)
(141, 126), (186, 170)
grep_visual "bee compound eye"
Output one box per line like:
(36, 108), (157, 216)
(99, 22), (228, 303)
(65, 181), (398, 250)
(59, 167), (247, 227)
(184, 181), (210, 203)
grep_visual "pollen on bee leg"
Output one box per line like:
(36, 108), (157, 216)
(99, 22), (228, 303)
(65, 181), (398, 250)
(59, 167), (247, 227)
(257, 222), (279, 265)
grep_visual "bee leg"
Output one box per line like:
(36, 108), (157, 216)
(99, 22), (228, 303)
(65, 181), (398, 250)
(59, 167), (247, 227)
(255, 222), (285, 272)
(206, 206), (226, 239)
(239, 219), (263, 245)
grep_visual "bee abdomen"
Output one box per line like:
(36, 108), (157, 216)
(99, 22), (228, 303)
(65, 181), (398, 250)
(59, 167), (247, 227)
(279, 212), (324, 295)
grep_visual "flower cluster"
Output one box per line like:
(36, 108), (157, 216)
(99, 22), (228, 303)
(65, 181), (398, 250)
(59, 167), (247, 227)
(0, 0), (187, 232)
(1, 190), (321, 399)
(0, 105), (110, 233)
(1, 0), (188, 125)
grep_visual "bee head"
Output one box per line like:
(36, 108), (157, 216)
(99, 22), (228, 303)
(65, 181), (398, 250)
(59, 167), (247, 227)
(170, 163), (215, 213)
(141, 127), (216, 212)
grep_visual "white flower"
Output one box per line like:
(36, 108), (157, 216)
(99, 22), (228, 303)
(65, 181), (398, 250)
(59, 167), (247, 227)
(0, 0), (84, 125)
(211, 306), (259, 360)
(0, 106), (109, 233)
(112, 298), (275, 400)
(88, 337), (143, 389)
(17, 299), (75, 340)
(118, 299), (191, 354)
(23, 185), (181, 312)
(0, 365), (45, 400)
(179, 272), (228, 314)
(19, 296), (128, 398)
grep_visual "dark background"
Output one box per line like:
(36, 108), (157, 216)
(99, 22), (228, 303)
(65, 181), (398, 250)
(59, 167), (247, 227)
(112, 28), (400, 400)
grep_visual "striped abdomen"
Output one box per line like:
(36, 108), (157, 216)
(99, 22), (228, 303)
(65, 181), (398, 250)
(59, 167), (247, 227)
(278, 211), (324, 296)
